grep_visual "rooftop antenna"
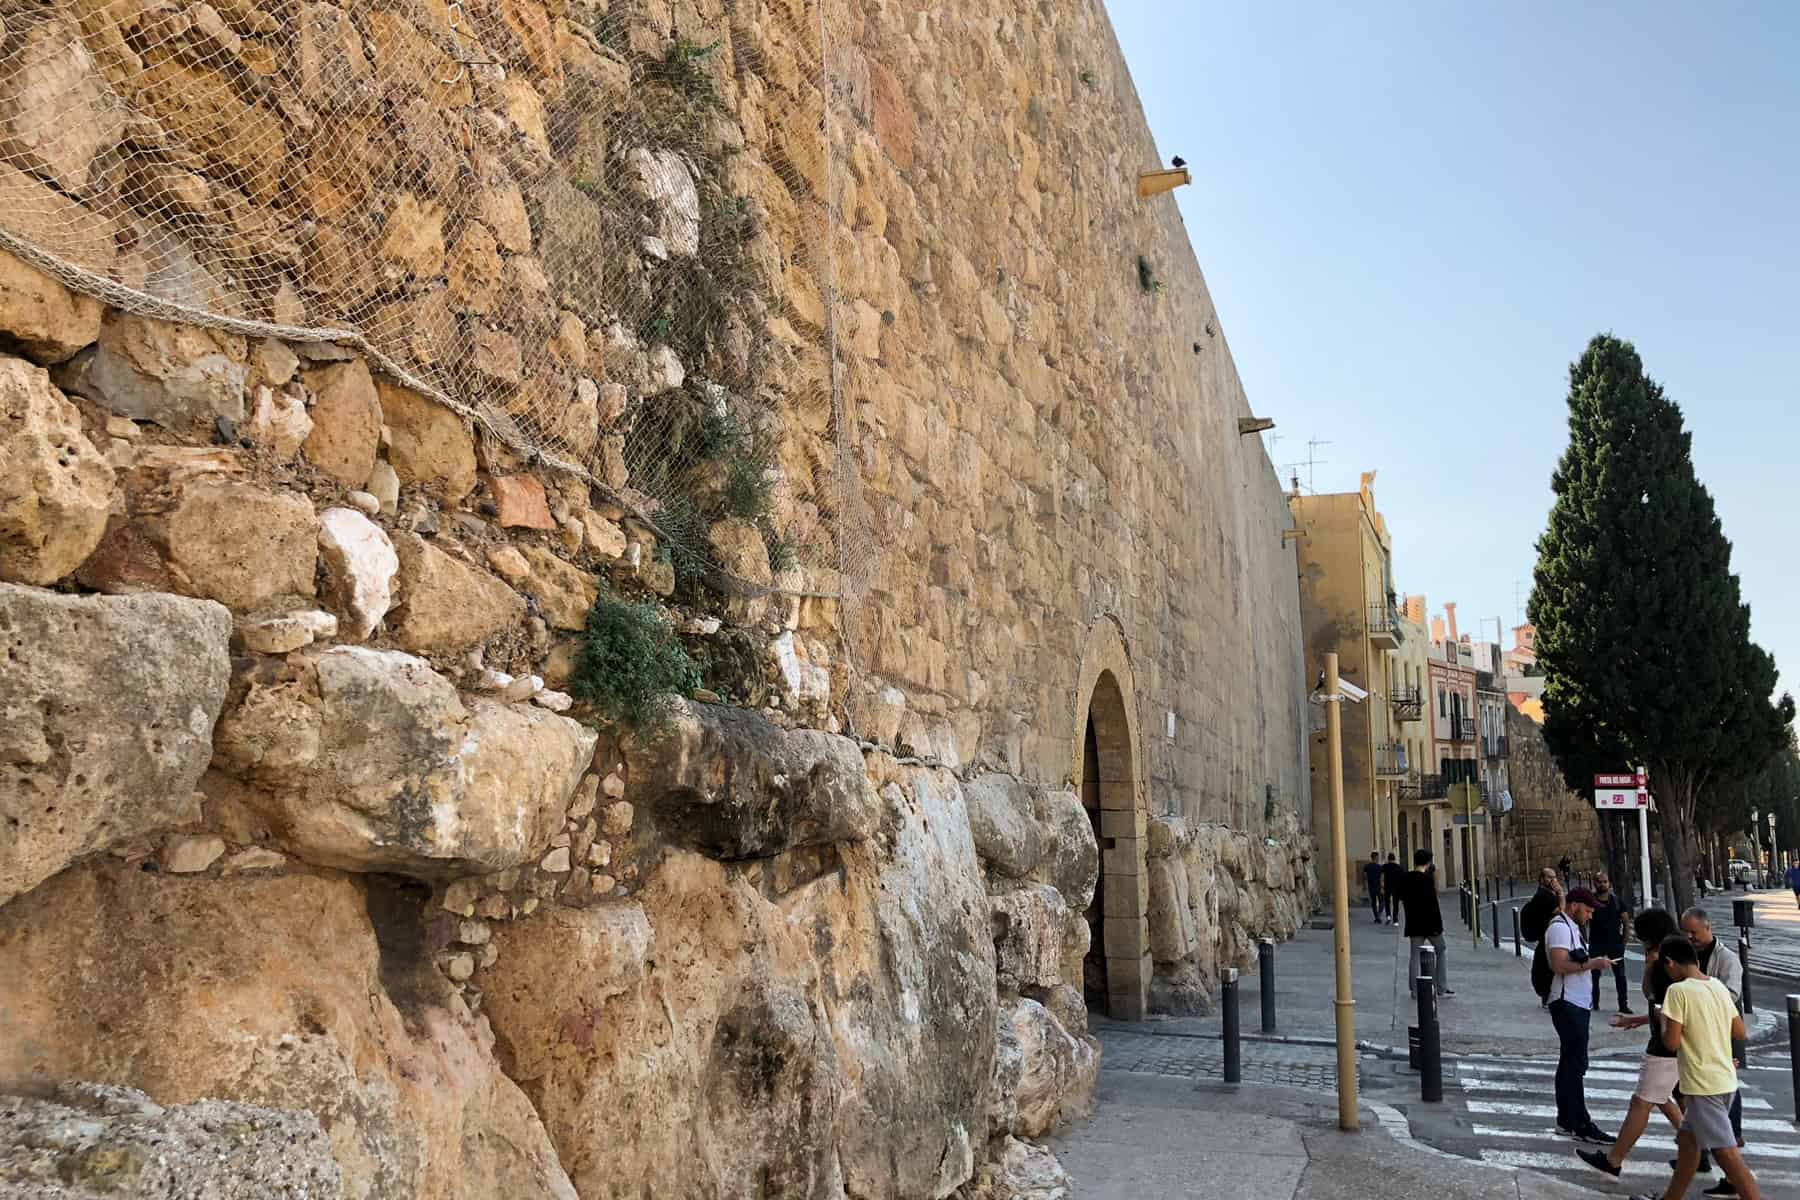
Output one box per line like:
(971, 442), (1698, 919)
(1301, 438), (1330, 493)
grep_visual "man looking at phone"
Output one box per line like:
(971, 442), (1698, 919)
(1545, 887), (1616, 1144)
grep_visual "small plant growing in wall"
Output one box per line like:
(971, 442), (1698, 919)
(572, 590), (702, 729)
(649, 38), (721, 104)
(1078, 67), (1097, 89)
(1136, 254), (1163, 294)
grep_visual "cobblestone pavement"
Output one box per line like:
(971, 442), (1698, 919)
(1096, 1026), (1353, 1091)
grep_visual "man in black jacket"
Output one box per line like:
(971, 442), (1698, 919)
(1587, 872), (1631, 1014)
(1364, 851), (1385, 924)
(1400, 848), (1451, 996)
(1381, 853), (1406, 928)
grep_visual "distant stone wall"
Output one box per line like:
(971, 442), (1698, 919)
(1494, 706), (1603, 879)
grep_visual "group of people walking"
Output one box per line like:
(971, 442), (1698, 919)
(1518, 867), (1760, 1200)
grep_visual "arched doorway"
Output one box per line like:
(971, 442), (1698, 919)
(1073, 645), (1148, 1021)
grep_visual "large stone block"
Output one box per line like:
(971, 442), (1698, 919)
(0, 357), (112, 585)
(0, 865), (576, 1199)
(0, 584), (230, 906)
(302, 360), (382, 488)
(1035, 788), (1098, 912)
(379, 380), (477, 500)
(483, 765), (996, 1200)
(623, 701), (879, 861)
(990, 883), (1069, 992)
(964, 771), (1041, 879)
(988, 996), (1097, 1138)
(211, 645), (596, 875)
(56, 314), (248, 431)
(0, 1083), (344, 1197)
(390, 532), (524, 654)
(0, 247), (102, 365)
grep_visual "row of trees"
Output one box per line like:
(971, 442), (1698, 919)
(1530, 334), (1793, 913)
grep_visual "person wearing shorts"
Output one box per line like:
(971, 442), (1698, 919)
(1579, 909), (1682, 1180)
(1632, 935), (1760, 1200)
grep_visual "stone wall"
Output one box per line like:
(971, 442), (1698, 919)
(831, 1), (1310, 828)
(0, 0), (1316, 1194)
(1493, 706), (1603, 880)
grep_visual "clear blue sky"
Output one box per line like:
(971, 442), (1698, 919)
(1109, 2), (1800, 693)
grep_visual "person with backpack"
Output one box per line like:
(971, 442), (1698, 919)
(1578, 908), (1683, 1181)
(1522, 866), (1564, 1008)
(1399, 848), (1450, 997)
(1381, 853), (1406, 928)
(1544, 887), (1617, 1144)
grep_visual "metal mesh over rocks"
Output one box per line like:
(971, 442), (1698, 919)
(0, 0), (863, 598)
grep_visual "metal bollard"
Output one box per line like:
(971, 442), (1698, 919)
(1491, 900), (1501, 948)
(1222, 967), (1241, 1083)
(1509, 876), (1515, 899)
(1512, 906), (1522, 957)
(1460, 887), (1469, 926)
(1739, 936), (1753, 1015)
(1258, 937), (1277, 1034)
(1417, 948), (1442, 1102)
(1787, 994), (1799, 1121)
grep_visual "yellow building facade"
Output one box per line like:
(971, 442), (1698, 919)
(1290, 474), (1406, 898)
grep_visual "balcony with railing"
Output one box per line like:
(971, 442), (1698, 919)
(1418, 772), (1447, 801)
(1375, 742), (1409, 779)
(1451, 716), (1477, 743)
(1390, 685), (1423, 723)
(1368, 602), (1402, 650)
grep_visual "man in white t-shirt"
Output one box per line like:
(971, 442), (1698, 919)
(1545, 887), (1617, 1144)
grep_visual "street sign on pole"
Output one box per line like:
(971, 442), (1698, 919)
(1595, 770), (1655, 908)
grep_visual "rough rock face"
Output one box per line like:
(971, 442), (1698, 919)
(390, 532), (524, 653)
(210, 646), (597, 875)
(989, 998), (1098, 1139)
(965, 773), (1042, 879)
(57, 315), (248, 430)
(481, 762), (997, 1200)
(1145, 812), (1319, 1013)
(0, 1083), (344, 1199)
(0, 865), (577, 1200)
(0, 355), (112, 585)
(0, 584), (230, 906)
(0, 249), (102, 364)
(317, 506), (398, 640)
(622, 701), (881, 860)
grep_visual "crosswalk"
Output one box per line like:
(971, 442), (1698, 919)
(1431, 1057), (1800, 1190)
(1699, 891), (1800, 982)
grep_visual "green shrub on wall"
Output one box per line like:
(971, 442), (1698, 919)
(573, 591), (701, 729)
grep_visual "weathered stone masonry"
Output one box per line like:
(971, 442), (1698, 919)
(0, 0), (1315, 1194)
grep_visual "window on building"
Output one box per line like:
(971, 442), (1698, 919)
(1438, 687), (1446, 717)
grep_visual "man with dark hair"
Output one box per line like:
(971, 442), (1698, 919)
(1579, 908), (1681, 1179)
(1364, 851), (1385, 923)
(1545, 886), (1616, 1144)
(1641, 934), (1762, 1200)
(1398, 847), (1449, 997)
(1381, 853), (1405, 928)
(1589, 871), (1631, 1013)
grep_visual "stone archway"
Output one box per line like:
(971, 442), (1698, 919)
(1071, 619), (1149, 1021)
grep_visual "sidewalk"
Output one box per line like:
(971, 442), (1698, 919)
(1104, 889), (1779, 1059)
(1048, 1073), (1594, 1200)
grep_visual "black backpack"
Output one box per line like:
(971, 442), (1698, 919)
(1530, 939), (1554, 999)
(1520, 889), (1554, 943)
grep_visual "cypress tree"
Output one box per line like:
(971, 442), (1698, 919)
(1528, 334), (1792, 911)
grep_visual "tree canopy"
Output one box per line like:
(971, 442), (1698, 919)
(1528, 334), (1792, 908)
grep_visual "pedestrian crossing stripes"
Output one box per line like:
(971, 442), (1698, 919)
(1407, 1056), (1800, 1191)
(1466, 1100), (1794, 1135)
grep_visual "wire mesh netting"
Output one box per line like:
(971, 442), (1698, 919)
(0, 0), (866, 600)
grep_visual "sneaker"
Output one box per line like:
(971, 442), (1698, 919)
(1551, 1124), (1577, 1139)
(1670, 1156), (1715, 1174)
(1574, 1124), (1616, 1145)
(1701, 1183), (1737, 1198)
(1578, 1149), (1621, 1178)
(1441, 987), (1456, 996)
(1619, 1006), (1635, 1015)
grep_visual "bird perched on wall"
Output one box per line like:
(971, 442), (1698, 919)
(1170, 155), (1186, 169)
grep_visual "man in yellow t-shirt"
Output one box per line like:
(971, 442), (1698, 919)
(1638, 935), (1759, 1200)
